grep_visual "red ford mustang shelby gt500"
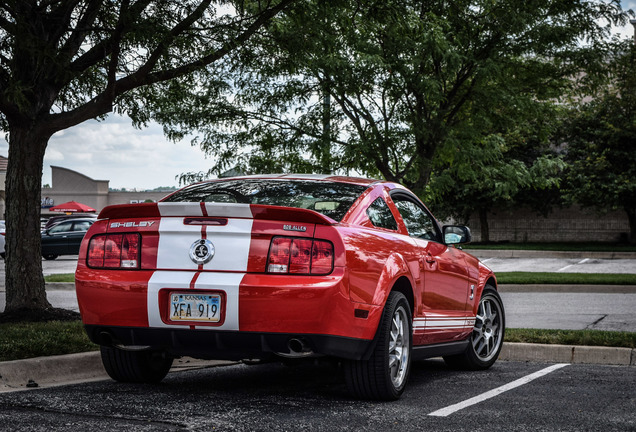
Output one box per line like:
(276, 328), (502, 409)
(75, 174), (504, 400)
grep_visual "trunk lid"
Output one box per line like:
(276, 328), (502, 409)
(87, 202), (336, 273)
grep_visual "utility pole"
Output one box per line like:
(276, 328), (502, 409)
(631, 19), (636, 45)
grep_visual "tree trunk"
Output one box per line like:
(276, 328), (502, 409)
(479, 208), (490, 243)
(3, 126), (51, 312)
(626, 207), (636, 245)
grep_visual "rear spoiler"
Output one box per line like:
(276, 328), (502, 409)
(98, 202), (337, 225)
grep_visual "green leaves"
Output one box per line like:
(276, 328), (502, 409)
(560, 41), (636, 241)
(167, 0), (631, 198)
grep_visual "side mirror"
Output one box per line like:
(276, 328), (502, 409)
(443, 225), (471, 245)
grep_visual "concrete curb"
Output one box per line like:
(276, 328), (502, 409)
(0, 352), (235, 392)
(499, 342), (636, 366)
(0, 351), (106, 392)
(44, 282), (76, 291)
(469, 249), (636, 259)
(0, 342), (632, 392)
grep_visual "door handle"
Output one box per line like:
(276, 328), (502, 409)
(425, 253), (436, 264)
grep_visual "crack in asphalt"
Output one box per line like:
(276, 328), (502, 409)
(587, 314), (608, 329)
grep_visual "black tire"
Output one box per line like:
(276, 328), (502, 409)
(444, 285), (505, 370)
(43, 254), (58, 260)
(100, 346), (173, 384)
(345, 291), (412, 401)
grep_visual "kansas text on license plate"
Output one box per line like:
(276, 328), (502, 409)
(170, 293), (221, 322)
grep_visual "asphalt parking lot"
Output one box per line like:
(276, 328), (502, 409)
(0, 253), (634, 430)
(0, 359), (633, 431)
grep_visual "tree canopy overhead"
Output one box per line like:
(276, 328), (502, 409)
(0, 0), (294, 315)
(168, 0), (630, 195)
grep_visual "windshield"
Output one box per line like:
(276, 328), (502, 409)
(163, 179), (367, 222)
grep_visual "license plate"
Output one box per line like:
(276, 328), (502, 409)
(170, 293), (221, 322)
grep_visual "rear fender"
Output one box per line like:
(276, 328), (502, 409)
(371, 253), (415, 308)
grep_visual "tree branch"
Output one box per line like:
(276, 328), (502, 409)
(56, 0), (105, 68)
(114, 0), (295, 93)
(69, 0), (153, 73)
(45, 0), (296, 133)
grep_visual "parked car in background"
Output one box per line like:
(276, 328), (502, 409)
(42, 218), (95, 260)
(43, 213), (97, 231)
(75, 175), (504, 400)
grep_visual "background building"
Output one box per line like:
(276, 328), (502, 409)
(0, 158), (172, 219)
(40, 166), (172, 216)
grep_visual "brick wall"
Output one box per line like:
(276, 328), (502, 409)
(468, 206), (630, 243)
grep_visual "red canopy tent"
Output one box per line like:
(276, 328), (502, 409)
(49, 200), (96, 213)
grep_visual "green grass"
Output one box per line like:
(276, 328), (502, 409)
(506, 328), (636, 349)
(464, 242), (636, 252)
(0, 321), (98, 362)
(496, 272), (636, 285)
(44, 273), (75, 283)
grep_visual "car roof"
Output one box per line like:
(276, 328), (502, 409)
(186, 174), (388, 187)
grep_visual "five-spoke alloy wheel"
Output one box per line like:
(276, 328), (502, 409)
(444, 285), (505, 370)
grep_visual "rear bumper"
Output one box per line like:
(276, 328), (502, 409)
(76, 267), (384, 359)
(84, 325), (375, 361)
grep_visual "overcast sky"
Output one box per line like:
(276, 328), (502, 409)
(0, 2), (634, 190)
(0, 115), (213, 190)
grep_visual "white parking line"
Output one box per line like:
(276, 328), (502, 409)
(557, 258), (589, 272)
(428, 363), (569, 417)
(480, 258), (493, 263)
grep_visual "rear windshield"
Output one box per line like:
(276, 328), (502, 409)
(163, 179), (367, 222)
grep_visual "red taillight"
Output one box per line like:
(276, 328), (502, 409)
(87, 236), (105, 267)
(88, 233), (141, 269)
(121, 234), (140, 268)
(290, 238), (312, 273)
(104, 235), (123, 267)
(267, 236), (334, 275)
(268, 237), (291, 273)
(311, 240), (333, 274)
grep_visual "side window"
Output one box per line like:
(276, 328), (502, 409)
(49, 222), (71, 234)
(366, 197), (398, 231)
(393, 196), (440, 241)
(72, 221), (92, 232)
